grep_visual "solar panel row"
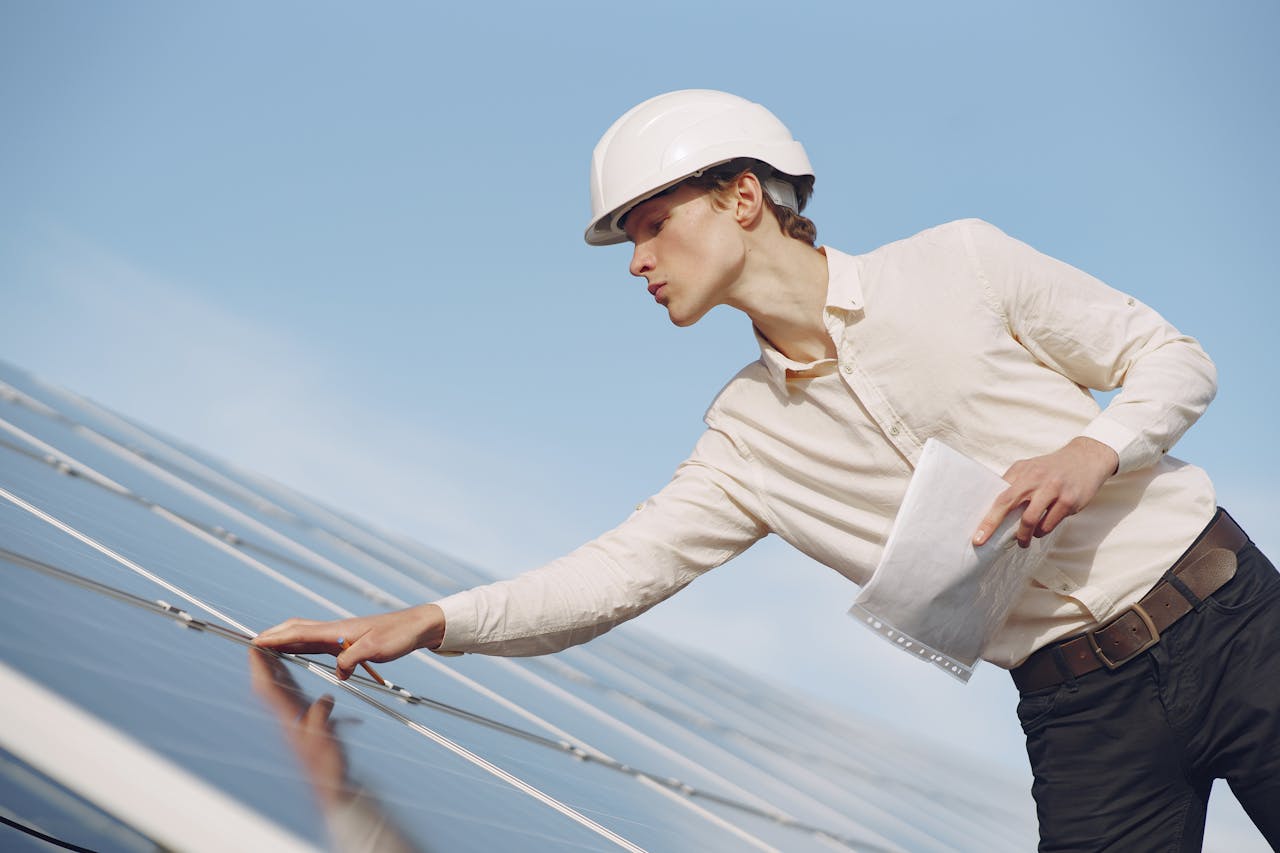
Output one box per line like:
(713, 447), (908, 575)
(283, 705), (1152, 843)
(0, 360), (1037, 851)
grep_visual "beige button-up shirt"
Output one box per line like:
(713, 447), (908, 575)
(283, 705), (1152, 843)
(436, 219), (1217, 668)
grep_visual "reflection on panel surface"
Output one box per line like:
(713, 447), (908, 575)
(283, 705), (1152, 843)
(0, 360), (1038, 851)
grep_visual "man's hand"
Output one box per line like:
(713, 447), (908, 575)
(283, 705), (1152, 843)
(253, 603), (447, 680)
(973, 436), (1119, 548)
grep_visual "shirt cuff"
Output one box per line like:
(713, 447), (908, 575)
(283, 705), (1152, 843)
(1079, 415), (1149, 475)
(430, 591), (478, 656)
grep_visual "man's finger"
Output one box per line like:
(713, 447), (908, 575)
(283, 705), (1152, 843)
(974, 490), (1021, 546)
(259, 640), (344, 655)
(1016, 514), (1037, 548)
(1018, 495), (1055, 547)
(1037, 501), (1073, 539)
(335, 639), (366, 680)
(253, 627), (342, 654)
(254, 620), (347, 653)
(255, 618), (318, 640)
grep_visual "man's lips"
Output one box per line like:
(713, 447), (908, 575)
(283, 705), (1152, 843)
(648, 282), (667, 300)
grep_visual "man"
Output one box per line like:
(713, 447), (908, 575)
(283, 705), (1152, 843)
(257, 90), (1279, 849)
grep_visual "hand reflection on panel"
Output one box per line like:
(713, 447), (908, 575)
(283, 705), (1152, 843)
(249, 649), (425, 853)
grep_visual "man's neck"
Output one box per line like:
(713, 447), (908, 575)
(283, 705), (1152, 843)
(729, 241), (834, 363)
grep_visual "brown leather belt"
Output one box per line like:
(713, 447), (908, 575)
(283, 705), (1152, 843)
(1012, 508), (1248, 693)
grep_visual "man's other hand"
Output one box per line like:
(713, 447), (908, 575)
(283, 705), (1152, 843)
(973, 436), (1119, 548)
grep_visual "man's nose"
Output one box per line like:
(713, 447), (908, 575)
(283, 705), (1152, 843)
(630, 245), (653, 278)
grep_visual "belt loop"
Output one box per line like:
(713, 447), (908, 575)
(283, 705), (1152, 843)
(1051, 645), (1079, 692)
(1167, 573), (1205, 611)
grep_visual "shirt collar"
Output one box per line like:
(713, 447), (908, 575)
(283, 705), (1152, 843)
(755, 246), (864, 390)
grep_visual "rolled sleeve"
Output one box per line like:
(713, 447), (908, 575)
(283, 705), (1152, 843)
(964, 219), (1217, 473)
(431, 427), (767, 656)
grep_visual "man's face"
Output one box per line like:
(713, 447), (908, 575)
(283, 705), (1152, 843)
(623, 184), (745, 327)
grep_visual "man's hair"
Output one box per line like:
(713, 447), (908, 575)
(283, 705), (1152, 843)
(683, 157), (818, 246)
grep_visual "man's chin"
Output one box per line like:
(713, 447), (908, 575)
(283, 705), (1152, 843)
(666, 303), (707, 328)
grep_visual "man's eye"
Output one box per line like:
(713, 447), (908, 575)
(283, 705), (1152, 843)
(653, 218), (667, 234)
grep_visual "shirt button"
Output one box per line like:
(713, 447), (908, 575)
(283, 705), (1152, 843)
(841, 364), (853, 374)
(889, 425), (900, 436)
(635, 503), (644, 512)
(1126, 297), (1135, 306)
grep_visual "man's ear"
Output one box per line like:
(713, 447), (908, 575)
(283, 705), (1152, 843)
(732, 171), (766, 228)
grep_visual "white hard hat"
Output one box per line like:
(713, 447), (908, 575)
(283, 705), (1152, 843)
(584, 89), (813, 246)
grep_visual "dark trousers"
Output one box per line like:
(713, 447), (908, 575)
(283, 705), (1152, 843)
(1015, 538), (1280, 852)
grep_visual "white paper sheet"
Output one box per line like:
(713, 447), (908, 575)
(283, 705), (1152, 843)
(849, 438), (1057, 682)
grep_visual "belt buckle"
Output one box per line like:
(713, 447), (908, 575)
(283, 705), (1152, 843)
(1087, 603), (1161, 670)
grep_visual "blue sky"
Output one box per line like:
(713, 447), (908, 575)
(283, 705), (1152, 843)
(3, 2), (1277, 846)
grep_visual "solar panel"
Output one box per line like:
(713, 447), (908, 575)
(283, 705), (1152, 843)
(0, 745), (160, 853)
(0, 359), (1037, 851)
